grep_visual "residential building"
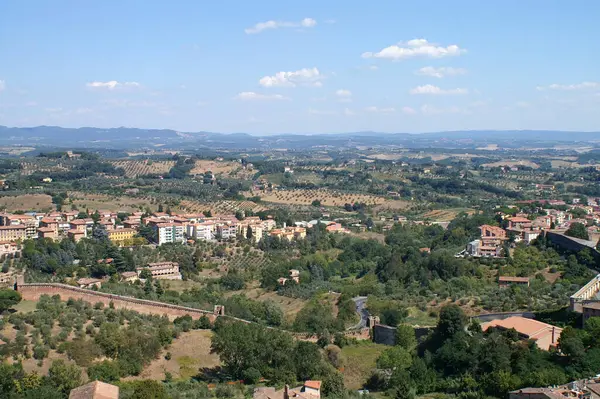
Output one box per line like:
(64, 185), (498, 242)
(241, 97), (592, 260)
(69, 380), (119, 399)
(508, 217), (533, 230)
(136, 261), (182, 280)
(270, 227), (306, 241)
(67, 229), (86, 242)
(254, 381), (321, 399)
(77, 278), (103, 289)
(0, 225), (26, 242)
(481, 316), (562, 351)
(37, 227), (58, 240)
(0, 242), (19, 258)
(498, 276), (530, 288)
(156, 223), (185, 245)
(108, 228), (136, 244)
(187, 221), (216, 241)
(70, 218), (94, 232)
(120, 271), (139, 283)
(40, 217), (59, 234)
(0, 214), (38, 239)
(216, 221), (238, 240)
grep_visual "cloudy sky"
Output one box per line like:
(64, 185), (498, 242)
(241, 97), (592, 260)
(0, 0), (599, 135)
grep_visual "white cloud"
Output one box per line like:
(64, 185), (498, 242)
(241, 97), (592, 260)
(536, 82), (600, 91)
(0, 80), (5, 92)
(416, 66), (467, 78)
(362, 39), (465, 60)
(335, 89), (352, 102)
(409, 84), (468, 95)
(402, 106), (417, 115)
(365, 106), (396, 114)
(234, 92), (290, 101)
(259, 68), (324, 88)
(86, 81), (141, 90)
(245, 18), (317, 34)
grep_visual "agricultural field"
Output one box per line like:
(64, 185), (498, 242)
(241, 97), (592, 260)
(177, 199), (265, 215)
(481, 160), (540, 169)
(250, 188), (386, 207)
(110, 160), (175, 177)
(20, 160), (70, 176)
(126, 330), (220, 381)
(190, 159), (254, 180)
(422, 208), (475, 222)
(0, 193), (54, 212)
(68, 192), (154, 212)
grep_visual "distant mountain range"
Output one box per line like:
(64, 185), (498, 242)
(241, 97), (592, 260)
(0, 125), (599, 150)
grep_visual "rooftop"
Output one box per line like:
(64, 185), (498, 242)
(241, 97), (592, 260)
(69, 380), (119, 399)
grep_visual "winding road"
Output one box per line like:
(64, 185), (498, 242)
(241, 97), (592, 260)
(348, 296), (369, 330)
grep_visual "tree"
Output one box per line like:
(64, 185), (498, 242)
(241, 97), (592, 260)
(377, 346), (413, 371)
(395, 324), (417, 353)
(434, 305), (467, 343)
(47, 360), (82, 395)
(246, 226), (253, 240)
(0, 289), (21, 313)
(88, 360), (121, 383)
(322, 370), (346, 397)
(311, 199), (321, 207)
(158, 204), (164, 213)
(566, 222), (590, 240)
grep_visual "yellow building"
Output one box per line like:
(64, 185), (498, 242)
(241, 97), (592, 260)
(108, 228), (136, 245)
(0, 225), (26, 242)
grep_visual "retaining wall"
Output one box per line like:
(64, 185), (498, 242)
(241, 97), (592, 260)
(17, 283), (217, 322)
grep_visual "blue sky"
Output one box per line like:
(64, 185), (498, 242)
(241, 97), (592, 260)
(1, 0), (599, 134)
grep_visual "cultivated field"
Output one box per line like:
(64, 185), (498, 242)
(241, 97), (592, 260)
(110, 160), (175, 177)
(20, 161), (70, 176)
(0, 193), (54, 212)
(251, 189), (386, 207)
(177, 199), (266, 215)
(190, 160), (253, 179)
(68, 192), (154, 212)
(423, 208), (474, 222)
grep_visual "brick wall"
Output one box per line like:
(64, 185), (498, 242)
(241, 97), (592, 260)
(17, 283), (217, 322)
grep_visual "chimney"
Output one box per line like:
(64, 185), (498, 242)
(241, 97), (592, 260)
(284, 385), (290, 399)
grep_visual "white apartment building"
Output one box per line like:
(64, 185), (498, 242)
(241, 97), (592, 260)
(186, 221), (216, 241)
(156, 223), (185, 245)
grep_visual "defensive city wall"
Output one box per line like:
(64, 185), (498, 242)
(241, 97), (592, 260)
(16, 282), (221, 322)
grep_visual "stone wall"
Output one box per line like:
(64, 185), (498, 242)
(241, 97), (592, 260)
(17, 283), (217, 322)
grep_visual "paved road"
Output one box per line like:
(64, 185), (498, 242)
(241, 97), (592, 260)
(348, 296), (369, 330)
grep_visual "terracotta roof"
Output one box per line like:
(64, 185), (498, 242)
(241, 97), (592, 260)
(69, 380), (119, 399)
(509, 217), (531, 223)
(482, 316), (562, 340)
(0, 225), (26, 230)
(37, 227), (55, 233)
(304, 381), (322, 390)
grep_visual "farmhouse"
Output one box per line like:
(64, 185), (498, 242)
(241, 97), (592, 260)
(137, 261), (182, 280)
(498, 276), (530, 288)
(77, 278), (103, 289)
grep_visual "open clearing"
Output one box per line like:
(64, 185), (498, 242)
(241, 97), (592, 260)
(0, 194), (54, 212)
(126, 330), (220, 381)
(251, 189), (386, 207)
(341, 343), (388, 389)
(224, 284), (309, 322)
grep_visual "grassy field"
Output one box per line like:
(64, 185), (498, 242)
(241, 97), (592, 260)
(126, 330), (220, 381)
(12, 300), (39, 314)
(224, 284), (309, 322)
(404, 307), (438, 327)
(0, 194), (54, 212)
(341, 342), (388, 389)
